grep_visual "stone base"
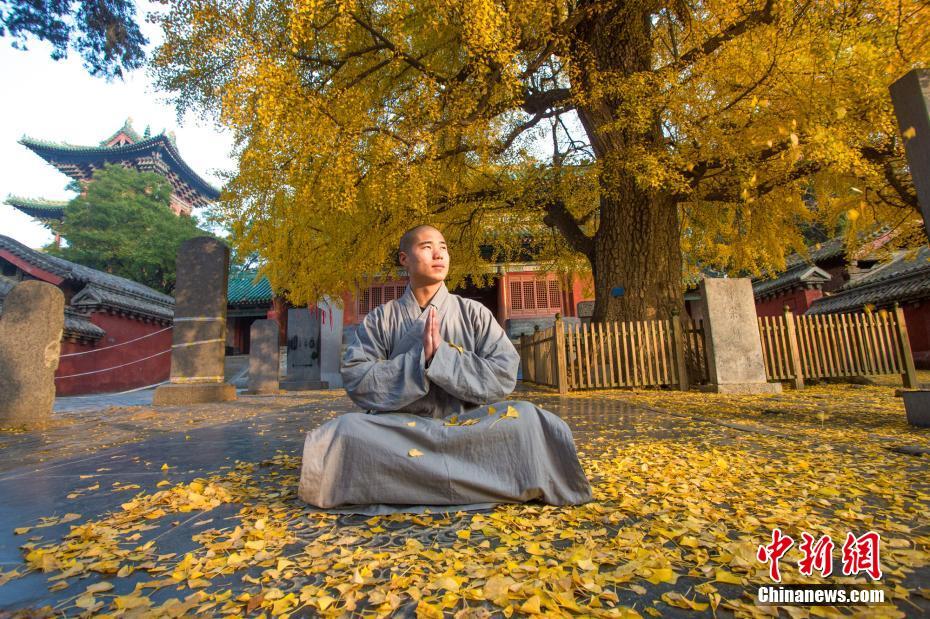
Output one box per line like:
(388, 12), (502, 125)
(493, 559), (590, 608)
(704, 382), (783, 394)
(902, 390), (930, 427)
(280, 379), (329, 391)
(153, 382), (237, 406)
(321, 373), (343, 389)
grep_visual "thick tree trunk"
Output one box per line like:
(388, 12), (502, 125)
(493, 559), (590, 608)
(570, 0), (685, 322)
(592, 186), (683, 321)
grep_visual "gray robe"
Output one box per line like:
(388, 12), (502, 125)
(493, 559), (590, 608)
(297, 283), (592, 511)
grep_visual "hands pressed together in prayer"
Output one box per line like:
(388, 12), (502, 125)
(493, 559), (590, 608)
(423, 307), (441, 364)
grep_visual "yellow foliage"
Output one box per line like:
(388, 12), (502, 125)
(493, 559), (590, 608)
(151, 0), (930, 307)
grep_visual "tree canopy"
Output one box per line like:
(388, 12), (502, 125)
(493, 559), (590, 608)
(153, 0), (930, 319)
(49, 165), (208, 294)
(1, 0), (146, 78)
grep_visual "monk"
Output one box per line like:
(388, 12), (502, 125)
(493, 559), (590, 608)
(297, 225), (592, 511)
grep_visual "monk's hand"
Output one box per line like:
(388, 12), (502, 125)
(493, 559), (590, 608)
(424, 307), (436, 362)
(431, 307), (441, 351)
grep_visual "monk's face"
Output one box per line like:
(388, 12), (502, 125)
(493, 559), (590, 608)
(400, 227), (449, 285)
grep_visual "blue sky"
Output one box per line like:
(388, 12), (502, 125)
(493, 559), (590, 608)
(0, 1), (235, 248)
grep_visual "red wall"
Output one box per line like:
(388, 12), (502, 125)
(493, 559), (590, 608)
(755, 288), (823, 317)
(903, 303), (930, 368)
(571, 274), (595, 317)
(56, 313), (172, 396)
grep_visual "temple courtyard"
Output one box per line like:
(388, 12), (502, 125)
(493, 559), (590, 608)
(0, 379), (929, 618)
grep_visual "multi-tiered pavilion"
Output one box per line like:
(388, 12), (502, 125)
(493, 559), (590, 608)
(7, 119), (220, 242)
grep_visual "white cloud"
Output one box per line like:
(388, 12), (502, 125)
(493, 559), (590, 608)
(0, 0), (235, 249)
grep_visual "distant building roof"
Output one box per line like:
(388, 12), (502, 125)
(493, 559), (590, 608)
(807, 247), (930, 314)
(19, 120), (220, 209)
(753, 264), (833, 299)
(0, 234), (174, 322)
(228, 271), (274, 306)
(5, 196), (68, 223)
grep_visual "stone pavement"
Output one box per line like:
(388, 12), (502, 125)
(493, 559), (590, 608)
(0, 388), (928, 617)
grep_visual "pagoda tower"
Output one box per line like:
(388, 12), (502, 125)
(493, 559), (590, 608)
(6, 119), (220, 243)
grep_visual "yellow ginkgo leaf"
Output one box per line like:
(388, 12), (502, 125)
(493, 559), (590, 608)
(406, 421), (416, 427)
(408, 449), (424, 457)
(903, 125), (917, 140)
(519, 595), (542, 614)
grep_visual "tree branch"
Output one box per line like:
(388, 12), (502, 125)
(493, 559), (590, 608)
(860, 145), (919, 209)
(542, 199), (594, 258)
(521, 87), (572, 115)
(699, 160), (820, 202)
(660, 0), (776, 72)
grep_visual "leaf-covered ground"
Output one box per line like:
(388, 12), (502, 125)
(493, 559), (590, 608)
(1, 382), (928, 618)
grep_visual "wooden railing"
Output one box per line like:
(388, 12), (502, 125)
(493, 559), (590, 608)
(520, 314), (698, 393)
(519, 305), (917, 393)
(683, 318), (709, 386)
(519, 326), (558, 389)
(758, 305), (918, 388)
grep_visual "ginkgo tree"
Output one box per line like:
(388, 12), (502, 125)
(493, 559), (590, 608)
(153, 0), (930, 320)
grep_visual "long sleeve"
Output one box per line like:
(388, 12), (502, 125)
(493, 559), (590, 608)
(341, 310), (430, 411)
(425, 304), (519, 404)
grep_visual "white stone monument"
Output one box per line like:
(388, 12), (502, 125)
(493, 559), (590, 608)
(699, 277), (781, 394)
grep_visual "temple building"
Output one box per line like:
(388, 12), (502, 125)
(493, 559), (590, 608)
(225, 266), (596, 355)
(6, 119), (220, 243)
(0, 234), (174, 396)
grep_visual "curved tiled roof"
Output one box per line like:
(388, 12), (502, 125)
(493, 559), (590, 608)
(5, 196), (68, 221)
(20, 133), (220, 201)
(0, 234), (174, 321)
(228, 271), (274, 305)
(807, 247), (930, 314)
(753, 264), (832, 298)
(63, 308), (106, 340)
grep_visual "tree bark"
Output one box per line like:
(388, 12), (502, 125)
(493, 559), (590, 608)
(570, 0), (685, 322)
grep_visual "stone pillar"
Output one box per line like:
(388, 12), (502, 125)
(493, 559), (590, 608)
(153, 237), (237, 405)
(319, 297), (344, 389)
(281, 307), (328, 390)
(890, 70), (930, 426)
(0, 281), (64, 427)
(890, 69), (930, 239)
(246, 319), (280, 394)
(699, 277), (781, 394)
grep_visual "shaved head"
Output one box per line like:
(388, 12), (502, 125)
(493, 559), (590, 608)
(399, 225), (442, 256)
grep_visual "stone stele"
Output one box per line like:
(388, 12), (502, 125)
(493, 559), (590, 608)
(699, 277), (782, 394)
(281, 307), (328, 390)
(247, 319), (280, 395)
(0, 280), (64, 427)
(153, 237), (237, 405)
(319, 297), (344, 389)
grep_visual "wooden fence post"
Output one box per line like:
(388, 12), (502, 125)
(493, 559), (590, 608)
(783, 306), (805, 389)
(671, 309), (689, 391)
(520, 334), (529, 384)
(553, 313), (569, 394)
(894, 303), (919, 388)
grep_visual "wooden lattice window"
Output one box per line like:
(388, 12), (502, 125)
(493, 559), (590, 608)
(358, 280), (409, 316)
(510, 281), (523, 310)
(508, 274), (562, 317)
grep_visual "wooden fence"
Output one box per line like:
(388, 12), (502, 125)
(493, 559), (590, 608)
(520, 326), (558, 389)
(519, 304), (918, 393)
(520, 314), (697, 393)
(757, 305), (918, 388)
